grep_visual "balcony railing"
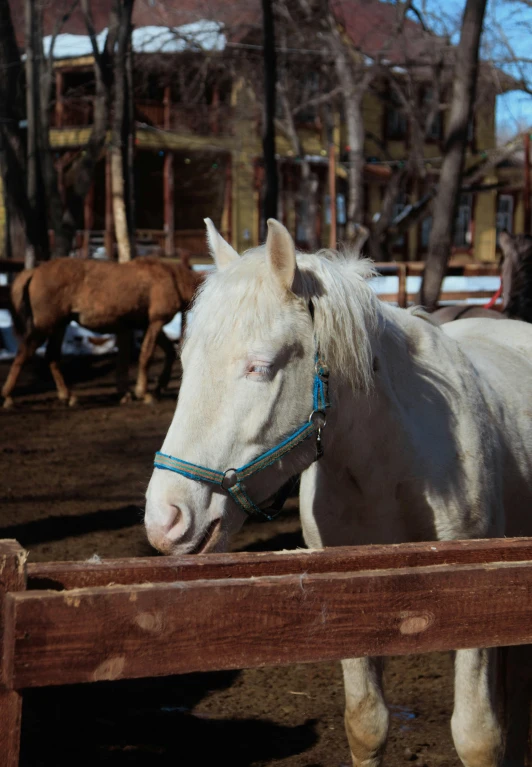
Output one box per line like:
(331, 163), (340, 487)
(50, 97), (233, 136)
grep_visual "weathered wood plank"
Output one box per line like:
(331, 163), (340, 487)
(26, 538), (532, 591)
(0, 541), (27, 767)
(373, 262), (500, 277)
(12, 558), (532, 689)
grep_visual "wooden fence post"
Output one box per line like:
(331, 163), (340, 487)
(0, 540), (27, 767)
(397, 263), (407, 308)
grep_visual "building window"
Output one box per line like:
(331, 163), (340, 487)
(325, 194), (347, 225)
(454, 193), (473, 248)
(496, 194), (514, 235)
(386, 92), (407, 140)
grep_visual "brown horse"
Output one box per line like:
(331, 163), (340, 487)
(431, 231), (532, 324)
(2, 257), (203, 408)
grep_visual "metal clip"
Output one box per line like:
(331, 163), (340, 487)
(316, 427), (324, 460)
(221, 468), (238, 490)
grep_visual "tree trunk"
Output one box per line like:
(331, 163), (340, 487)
(418, 0), (488, 309)
(0, 0), (40, 260)
(111, 0), (134, 263)
(37, 7), (75, 259)
(125, 39), (136, 248)
(277, 87), (317, 249)
(368, 168), (407, 261)
(323, 4), (370, 244)
(73, 0), (115, 203)
(334, 43), (365, 240)
(25, 0), (48, 265)
(261, 0), (278, 221)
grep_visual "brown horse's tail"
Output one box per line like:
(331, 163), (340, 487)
(9, 269), (34, 338)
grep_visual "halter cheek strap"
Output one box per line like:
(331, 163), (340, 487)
(153, 354), (330, 521)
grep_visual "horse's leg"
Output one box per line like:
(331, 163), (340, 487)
(342, 657), (389, 767)
(44, 324), (75, 405)
(134, 320), (164, 403)
(154, 330), (176, 396)
(451, 648), (504, 767)
(1, 331), (44, 408)
(116, 329), (132, 403)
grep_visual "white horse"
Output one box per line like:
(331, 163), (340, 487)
(145, 219), (532, 767)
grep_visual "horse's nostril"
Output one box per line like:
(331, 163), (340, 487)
(162, 505), (184, 540)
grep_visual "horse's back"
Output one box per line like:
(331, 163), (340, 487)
(442, 316), (532, 363)
(13, 259), (89, 332)
(443, 317), (532, 535)
(431, 305), (503, 325)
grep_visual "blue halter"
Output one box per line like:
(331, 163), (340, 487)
(153, 354), (330, 521)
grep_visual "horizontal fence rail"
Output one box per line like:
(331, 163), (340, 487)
(0, 259), (500, 312)
(3, 537), (532, 765)
(3, 537), (532, 687)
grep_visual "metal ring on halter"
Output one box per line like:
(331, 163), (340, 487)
(221, 468), (238, 490)
(309, 410), (327, 429)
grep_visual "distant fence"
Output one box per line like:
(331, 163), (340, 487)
(372, 261), (501, 308)
(0, 258), (501, 313)
(2, 537), (532, 765)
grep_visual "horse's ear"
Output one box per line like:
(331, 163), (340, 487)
(204, 218), (239, 270)
(265, 219), (299, 292)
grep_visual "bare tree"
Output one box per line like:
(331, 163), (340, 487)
(0, 0), (44, 262)
(419, 0), (488, 309)
(261, 0), (278, 220)
(0, 0), (123, 261)
(110, 0), (135, 263)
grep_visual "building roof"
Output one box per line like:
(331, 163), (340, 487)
(7, 0), (518, 92)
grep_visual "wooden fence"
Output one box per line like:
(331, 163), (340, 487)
(373, 261), (500, 307)
(2, 536), (532, 765)
(0, 259), (501, 312)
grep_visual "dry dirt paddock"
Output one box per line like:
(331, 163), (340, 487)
(0, 352), (462, 767)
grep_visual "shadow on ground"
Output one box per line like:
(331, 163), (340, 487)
(21, 672), (319, 766)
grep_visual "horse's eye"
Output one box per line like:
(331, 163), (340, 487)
(247, 363), (271, 378)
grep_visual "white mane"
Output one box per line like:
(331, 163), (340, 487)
(185, 248), (382, 393)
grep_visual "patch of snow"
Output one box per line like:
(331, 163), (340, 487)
(132, 21), (225, 54)
(41, 21), (225, 61)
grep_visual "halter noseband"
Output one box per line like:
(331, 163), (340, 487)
(153, 336), (331, 521)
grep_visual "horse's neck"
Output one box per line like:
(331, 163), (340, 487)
(305, 308), (478, 545)
(332, 307), (463, 461)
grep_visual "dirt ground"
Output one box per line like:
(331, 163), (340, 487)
(0, 351), (462, 767)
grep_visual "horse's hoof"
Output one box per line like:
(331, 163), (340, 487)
(120, 392), (133, 405)
(68, 395), (78, 407)
(142, 393), (155, 405)
(2, 397), (14, 409)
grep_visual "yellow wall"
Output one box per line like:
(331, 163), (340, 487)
(474, 188), (497, 261)
(0, 58), (511, 262)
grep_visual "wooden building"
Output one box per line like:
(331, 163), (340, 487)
(2, 0), (525, 262)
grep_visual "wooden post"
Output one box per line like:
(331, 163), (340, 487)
(0, 541), (27, 767)
(57, 154), (66, 207)
(163, 85), (171, 131)
(210, 85), (220, 136)
(524, 132), (531, 234)
(55, 69), (64, 128)
(328, 142), (337, 250)
(83, 183), (95, 258)
(105, 151), (113, 259)
(222, 154), (233, 245)
(163, 151), (175, 257)
(397, 263), (407, 308)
